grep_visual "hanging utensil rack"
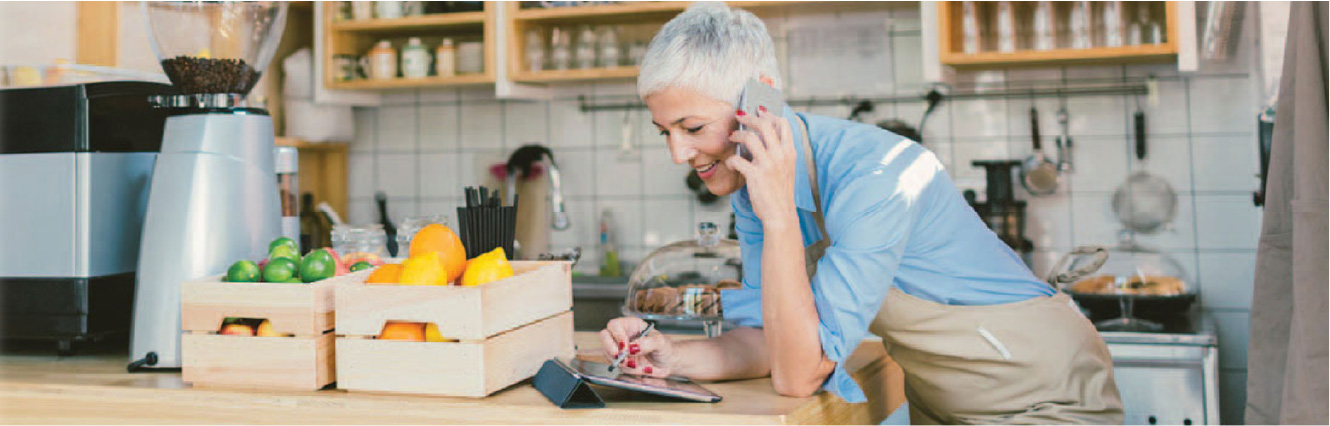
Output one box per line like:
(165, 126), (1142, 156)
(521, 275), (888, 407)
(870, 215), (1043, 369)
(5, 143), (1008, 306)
(576, 80), (1154, 112)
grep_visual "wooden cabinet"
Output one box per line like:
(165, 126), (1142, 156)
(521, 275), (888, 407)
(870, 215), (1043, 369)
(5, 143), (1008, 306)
(320, 2), (497, 90)
(936, 1), (1179, 68)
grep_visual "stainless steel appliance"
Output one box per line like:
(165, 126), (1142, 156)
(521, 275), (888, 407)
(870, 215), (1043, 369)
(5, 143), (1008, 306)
(0, 82), (173, 354)
(1101, 312), (1220, 425)
(129, 1), (288, 370)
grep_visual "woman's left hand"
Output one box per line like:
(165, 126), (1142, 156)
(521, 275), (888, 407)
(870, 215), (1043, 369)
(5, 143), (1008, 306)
(728, 107), (799, 230)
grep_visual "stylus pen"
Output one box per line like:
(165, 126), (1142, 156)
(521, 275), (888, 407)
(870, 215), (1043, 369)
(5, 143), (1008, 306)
(608, 322), (655, 372)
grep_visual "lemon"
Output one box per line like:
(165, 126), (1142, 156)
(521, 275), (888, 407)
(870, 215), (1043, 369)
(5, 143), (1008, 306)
(460, 248), (513, 287)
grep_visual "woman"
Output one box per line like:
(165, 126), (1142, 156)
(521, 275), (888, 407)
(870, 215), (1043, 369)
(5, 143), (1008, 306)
(600, 3), (1123, 424)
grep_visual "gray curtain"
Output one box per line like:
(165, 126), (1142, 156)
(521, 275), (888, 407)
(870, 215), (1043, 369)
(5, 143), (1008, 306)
(1246, 2), (1329, 424)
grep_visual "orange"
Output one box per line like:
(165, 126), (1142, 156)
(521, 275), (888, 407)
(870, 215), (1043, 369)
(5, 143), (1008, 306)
(365, 264), (403, 284)
(460, 248), (514, 287)
(399, 252), (447, 286)
(378, 321), (425, 341)
(409, 224), (467, 284)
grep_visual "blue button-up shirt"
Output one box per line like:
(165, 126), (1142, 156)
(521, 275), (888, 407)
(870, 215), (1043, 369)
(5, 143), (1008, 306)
(721, 109), (1055, 403)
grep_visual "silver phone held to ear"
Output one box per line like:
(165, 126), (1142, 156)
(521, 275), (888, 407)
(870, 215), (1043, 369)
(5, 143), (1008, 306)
(735, 78), (786, 161)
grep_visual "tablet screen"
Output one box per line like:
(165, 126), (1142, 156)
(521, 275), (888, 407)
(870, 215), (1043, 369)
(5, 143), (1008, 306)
(569, 359), (722, 403)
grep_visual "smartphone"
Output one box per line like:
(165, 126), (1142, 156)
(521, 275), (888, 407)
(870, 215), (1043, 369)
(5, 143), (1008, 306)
(735, 78), (786, 161)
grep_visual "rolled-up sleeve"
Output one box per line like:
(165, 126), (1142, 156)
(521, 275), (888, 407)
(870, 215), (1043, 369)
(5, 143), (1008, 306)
(721, 189), (768, 329)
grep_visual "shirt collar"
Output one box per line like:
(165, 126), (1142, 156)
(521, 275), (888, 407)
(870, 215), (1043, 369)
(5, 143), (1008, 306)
(788, 106), (817, 213)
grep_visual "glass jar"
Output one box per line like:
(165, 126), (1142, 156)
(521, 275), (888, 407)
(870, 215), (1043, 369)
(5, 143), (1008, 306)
(331, 224), (389, 261)
(395, 215), (450, 256)
(622, 222), (742, 337)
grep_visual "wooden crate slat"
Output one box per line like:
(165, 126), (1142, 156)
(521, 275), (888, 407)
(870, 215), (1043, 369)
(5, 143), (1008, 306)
(336, 311), (574, 397)
(182, 333), (335, 391)
(334, 261), (572, 340)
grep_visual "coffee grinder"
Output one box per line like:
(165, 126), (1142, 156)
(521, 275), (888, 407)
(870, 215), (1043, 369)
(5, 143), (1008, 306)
(129, 1), (288, 370)
(967, 160), (1034, 266)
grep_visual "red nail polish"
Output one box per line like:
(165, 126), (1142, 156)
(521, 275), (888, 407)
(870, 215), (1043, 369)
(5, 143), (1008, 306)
(736, 109), (746, 117)
(626, 360), (637, 368)
(644, 366), (653, 374)
(758, 105), (768, 114)
(618, 341), (625, 350)
(630, 343), (640, 355)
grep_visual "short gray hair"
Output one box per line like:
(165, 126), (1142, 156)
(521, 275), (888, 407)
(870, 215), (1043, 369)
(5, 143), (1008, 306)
(636, 2), (781, 105)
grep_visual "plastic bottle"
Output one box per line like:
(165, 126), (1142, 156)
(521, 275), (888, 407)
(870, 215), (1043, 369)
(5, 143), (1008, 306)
(599, 209), (621, 277)
(435, 38), (456, 77)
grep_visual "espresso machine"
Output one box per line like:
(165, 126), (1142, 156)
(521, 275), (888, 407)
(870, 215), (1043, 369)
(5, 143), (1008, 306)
(129, 1), (288, 370)
(0, 82), (173, 355)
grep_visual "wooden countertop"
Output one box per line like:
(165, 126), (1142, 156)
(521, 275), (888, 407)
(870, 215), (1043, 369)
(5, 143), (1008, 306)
(0, 333), (903, 424)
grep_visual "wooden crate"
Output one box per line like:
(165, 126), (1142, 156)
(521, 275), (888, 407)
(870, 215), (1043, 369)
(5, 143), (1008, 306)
(336, 311), (575, 397)
(180, 273), (355, 390)
(333, 261), (573, 341)
(331, 261), (574, 397)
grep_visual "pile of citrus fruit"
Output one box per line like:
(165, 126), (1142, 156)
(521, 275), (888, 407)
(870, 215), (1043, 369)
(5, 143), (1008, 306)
(222, 237), (372, 284)
(364, 224), (513, 287)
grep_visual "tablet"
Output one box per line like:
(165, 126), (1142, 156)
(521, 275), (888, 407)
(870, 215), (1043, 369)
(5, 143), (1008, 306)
(568, 359), (723, 403)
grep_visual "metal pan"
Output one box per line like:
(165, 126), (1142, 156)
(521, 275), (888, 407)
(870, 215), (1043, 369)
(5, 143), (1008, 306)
(1021, 106), (1059, 195)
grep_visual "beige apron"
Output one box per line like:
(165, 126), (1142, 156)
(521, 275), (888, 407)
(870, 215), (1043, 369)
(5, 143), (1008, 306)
(794, 118), (1123, 424)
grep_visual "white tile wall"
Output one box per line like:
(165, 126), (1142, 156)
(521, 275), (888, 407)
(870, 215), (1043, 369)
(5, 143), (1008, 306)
(341, 8), (1265, 421)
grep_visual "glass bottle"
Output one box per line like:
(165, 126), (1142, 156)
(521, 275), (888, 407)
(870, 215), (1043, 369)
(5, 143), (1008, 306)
(996, 1), (1016, 53)
(575, 25), (597, 69)
(550, 27), (572, 70)
(1069, 1), (1091, 49)
(299, 193), (326, 254)
(525, 29), (545, 72)
(1101, 1), (1123, 47)
(961, 1), (981, 54)
(597, 26), (621, 68)
(1032, 1), (1055, 50)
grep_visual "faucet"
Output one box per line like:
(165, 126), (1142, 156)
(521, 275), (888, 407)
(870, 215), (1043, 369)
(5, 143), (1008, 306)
(506, 145), (570, 230)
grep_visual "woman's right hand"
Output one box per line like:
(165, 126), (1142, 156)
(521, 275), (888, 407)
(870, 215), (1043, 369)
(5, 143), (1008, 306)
(599, 317), (677, 378)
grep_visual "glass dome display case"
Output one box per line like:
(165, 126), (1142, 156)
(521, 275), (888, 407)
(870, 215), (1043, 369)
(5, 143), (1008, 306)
(1048, 241), (1195, 331)
(622, 223), (742, 337)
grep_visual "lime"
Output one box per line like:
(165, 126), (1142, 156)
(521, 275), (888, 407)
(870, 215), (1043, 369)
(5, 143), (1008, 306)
(349, 261), (375, 272)
(284, 277), (305, 283)
(226, 260), (260, 283)
(264, 258), (300, 283)
(300, 250), (336, 283)
(269, 237), (299, 255)
(268, 245), (300, 263)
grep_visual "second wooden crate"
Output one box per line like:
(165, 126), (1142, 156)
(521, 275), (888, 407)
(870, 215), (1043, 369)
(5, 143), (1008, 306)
(180, 272), (350, 390)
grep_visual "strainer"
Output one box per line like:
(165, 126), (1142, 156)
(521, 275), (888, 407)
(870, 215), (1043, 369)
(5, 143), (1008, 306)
(1112, 171), (1178, 234)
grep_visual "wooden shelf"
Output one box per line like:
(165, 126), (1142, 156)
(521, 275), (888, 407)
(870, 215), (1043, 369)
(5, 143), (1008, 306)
(511, 66), (640, 83)
(322, 2), (496, 91)
(941, 43), (1178, 68)
(327, 74), (495, 90)
(330, 12), (486, 33)
(275, 137), (349, 151)
(511, 1), (821, 22)
(936, 1), (1179, 69)
(513, 2), (691, 21)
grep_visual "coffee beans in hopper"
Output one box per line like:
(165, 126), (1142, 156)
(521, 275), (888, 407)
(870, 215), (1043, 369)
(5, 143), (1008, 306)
(160, 56), (262, 95)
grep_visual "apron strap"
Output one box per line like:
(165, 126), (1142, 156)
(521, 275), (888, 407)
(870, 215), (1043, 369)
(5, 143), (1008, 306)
(798, 116), (829, 241)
